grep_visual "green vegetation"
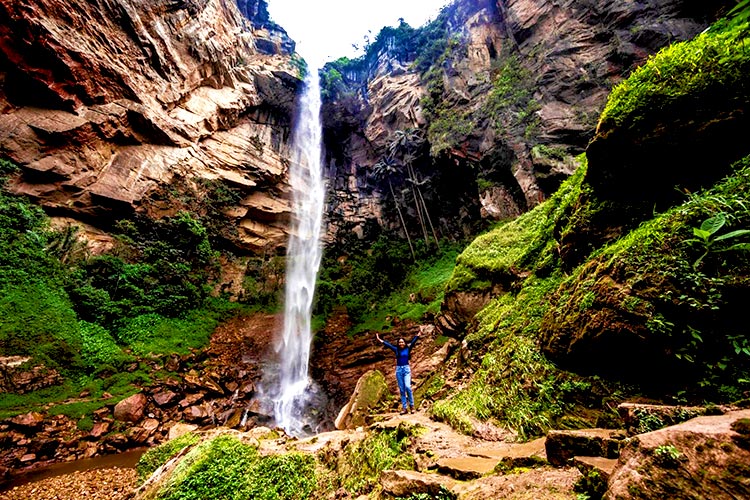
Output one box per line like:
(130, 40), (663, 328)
(481, 55), (540, 136)
(320, 6), (460, 101)
(447, 159), (587, 294)
(331, 424), (417, 495)
(600, 22), (750, 130)
(544, 156), (750, 398)
(154, 435), (316, 500)
(653, 445), (683, 467)
(432, 275), (608, 438)
(432, 160), (621, 438)
(396, 489), (456, 500)
(315, 237), (460, 333)
(137, 432), (201, 481)
(0, 159), (251, 421)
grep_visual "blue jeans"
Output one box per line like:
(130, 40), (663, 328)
(395, 365), (414, 409)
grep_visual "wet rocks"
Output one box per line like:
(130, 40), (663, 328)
(545, 429), (626, 466)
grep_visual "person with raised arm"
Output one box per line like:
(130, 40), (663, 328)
(376, 331), (420, 414)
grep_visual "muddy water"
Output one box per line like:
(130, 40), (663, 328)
(1, 448), (146, 491)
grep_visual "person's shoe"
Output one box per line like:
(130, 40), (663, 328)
(409, 406), (415, 414)
(400, 408), (408, 415)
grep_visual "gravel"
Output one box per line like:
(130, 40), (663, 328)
(0, 467), (138, 500)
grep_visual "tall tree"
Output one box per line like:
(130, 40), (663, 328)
(388, 129), (440, 249)
(373, 155), (416, 259)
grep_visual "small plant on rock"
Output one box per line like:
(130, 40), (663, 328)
(653, 444), (684, 467)
(684, 212), (750, 269)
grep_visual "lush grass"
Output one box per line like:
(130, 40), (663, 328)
(433, 275), (605, 439)
(316, 237), (462, 334)
(115, 297), (242, 356)
(351, 247), (459, 334)
(155, 435), (317, 500)
(600, 22), (750, 130)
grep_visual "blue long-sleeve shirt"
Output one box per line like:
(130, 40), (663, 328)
(382, 336), (419, 366)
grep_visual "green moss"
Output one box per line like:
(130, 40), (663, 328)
(600, 24), (750, 131)
(447, 158), (587, 294)
(137, 432), (200, 481)
(541, 156), (750, 396)
(335, 425), (416, 495)
(154, 434), (317, 500)
(433, 275), (600, 439)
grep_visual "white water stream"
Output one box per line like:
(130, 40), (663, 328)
(272, 66), (326, 436)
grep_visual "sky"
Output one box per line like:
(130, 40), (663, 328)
(266, 0), (450, 66)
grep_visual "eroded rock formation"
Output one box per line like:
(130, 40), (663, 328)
(321, 0), (728, 243)
(0, 0), (300, 253)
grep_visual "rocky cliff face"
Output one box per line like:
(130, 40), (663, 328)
(0, 0), (300, 253)
(321, 0), (728, 244)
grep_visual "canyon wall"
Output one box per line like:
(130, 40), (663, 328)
(0, 0), (300, 253)
(321, 0), (729, 245)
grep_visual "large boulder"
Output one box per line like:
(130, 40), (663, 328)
(605, 410), (750, 499)
(114, 393), (148, 423)
(334, 370), (390, 430)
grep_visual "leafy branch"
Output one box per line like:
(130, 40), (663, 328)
(684, 213), (750, 268)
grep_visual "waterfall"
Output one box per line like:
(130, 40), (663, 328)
(273, 65), (326, 436)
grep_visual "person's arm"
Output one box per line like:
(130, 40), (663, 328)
(408, 332), (420, 349)
(377, 333), (398, 353)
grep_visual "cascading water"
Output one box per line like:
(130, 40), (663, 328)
(272, 65), (326, 436)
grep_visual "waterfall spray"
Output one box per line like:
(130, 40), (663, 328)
(273, 66), (326, 436)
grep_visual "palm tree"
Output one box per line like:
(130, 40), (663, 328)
(388, 129), (440, 249)
(373, 155), (416, 259)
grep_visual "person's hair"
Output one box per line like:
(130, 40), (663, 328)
(398, 338), (406, 344)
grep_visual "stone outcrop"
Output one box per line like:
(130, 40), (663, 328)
(605, 410), (750, 499)
(321, 0), (726, 244)
(0, 0), (300, 254)
(0, 357), (62, 394)
(545, 428), (626, 467)
(113, 393), (148, 423)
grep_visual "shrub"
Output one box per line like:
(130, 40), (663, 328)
(79, 321), (127, 369)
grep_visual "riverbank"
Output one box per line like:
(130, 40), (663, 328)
(0, 467), (137, 500)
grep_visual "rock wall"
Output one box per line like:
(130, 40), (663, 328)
(321, 0), (729, 244)
(0, 0), (300, 253)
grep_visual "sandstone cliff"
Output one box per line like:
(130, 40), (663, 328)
(321, 0), (729, 244)
(0, 0), (300, 253)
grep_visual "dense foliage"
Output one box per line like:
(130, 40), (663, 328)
(315, 236), (460, 333)
(0, 159), (246, 419)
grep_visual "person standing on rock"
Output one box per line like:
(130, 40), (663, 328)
(376, 331), (420, 414)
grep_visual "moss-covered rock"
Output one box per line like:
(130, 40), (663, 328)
(334, 369), (390, 430)
(135, 432), (317, 500)
(439, 162), (586, 335)
(540, 158), (750, 396)
(559, 23), (750, 268)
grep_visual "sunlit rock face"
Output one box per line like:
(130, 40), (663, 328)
(321, 0), (728, 242)
(0, 0), (300, 253)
